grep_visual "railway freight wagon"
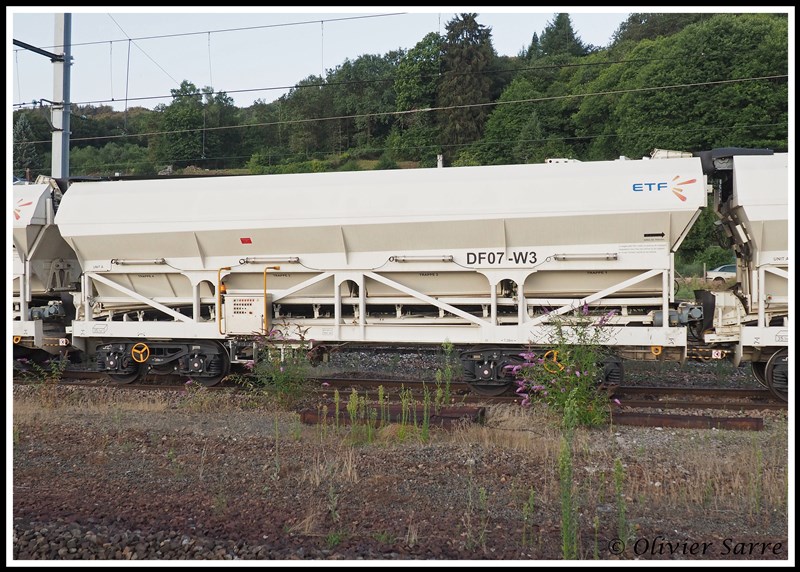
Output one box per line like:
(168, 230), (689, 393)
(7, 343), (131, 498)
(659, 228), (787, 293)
(12, 179), (81, 356)
(11, 148), (790, 399)
(696, 150), (790, 399)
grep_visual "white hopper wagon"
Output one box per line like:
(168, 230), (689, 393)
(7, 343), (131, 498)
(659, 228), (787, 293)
(12, 179), (81, 355)
(693, 151), (790, 398)
(51, 153), (710, 391)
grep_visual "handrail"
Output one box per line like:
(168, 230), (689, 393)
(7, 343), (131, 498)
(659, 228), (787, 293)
(217, 266), (231, 335)
(263, 266), (280, 333)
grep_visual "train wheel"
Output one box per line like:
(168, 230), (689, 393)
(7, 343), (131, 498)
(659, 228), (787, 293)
(467, 381), (514, 397)
(751, 361), (768, 388)
(108, 364), (144, 384)
(192, 342), (231, 387)
(764, 348), (788, 402)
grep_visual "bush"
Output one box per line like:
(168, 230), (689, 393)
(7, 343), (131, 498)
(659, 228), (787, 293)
(510, 306), (615, 426)
(231, 325), (312, 405)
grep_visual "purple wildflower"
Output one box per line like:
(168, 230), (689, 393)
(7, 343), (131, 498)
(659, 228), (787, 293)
(597, 309), (618, 326)
(321, 382), (330, 387)
(244, 360), (255, 371)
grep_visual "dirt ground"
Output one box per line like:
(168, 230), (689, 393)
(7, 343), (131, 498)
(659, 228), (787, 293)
(10, 378), (790, 562)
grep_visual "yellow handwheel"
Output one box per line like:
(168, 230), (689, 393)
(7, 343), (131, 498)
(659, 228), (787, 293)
(131, 342), (150, 363)
(543, 349), (565, 373)
(650, 346), (662, 357)
(13, 336), (21, 344)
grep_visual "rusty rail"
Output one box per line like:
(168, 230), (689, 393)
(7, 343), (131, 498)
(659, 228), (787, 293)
(611, 411), (764, 431)
(299, 404), (485, 429)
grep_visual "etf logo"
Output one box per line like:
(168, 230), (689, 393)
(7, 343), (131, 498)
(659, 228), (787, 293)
(632, 176), (696, 202)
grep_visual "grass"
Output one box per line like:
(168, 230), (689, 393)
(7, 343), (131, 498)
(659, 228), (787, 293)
(12, 376), (788, 559)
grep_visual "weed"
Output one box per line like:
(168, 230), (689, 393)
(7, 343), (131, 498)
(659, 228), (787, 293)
(405, 511), (418, 548)
(512, 306), (615, 427)
(334, 389), (341, 430)
(421, 387), (431, 443)
(290, 414), (302, 441)
(558, 391), (579, 560)
(178, 379), (215, 412)
(521, 486), (536, 547)
(463, 461), (490, 552)
(750, 441), (764, 519)
(434, 340), (456, 407)
(166, 447), (184, 478)
(326, 531), (345, 549)
(272, 417), (281, 481)
(22, 357), (67, 384)
(213, 492), (228, 514)
(398, 387), (414, 442)
(327, 484), (340, 522)
(317, 404), (329, 440)
(614, 458), (631, 548)
(373, 531), (395, 544)
(229, 324), (312, 406)
(377, 385), (388, 427)
(22, 357), (67, 407)
(558, 437), (577, 559)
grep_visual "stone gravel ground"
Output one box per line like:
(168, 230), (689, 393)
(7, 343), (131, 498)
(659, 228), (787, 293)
(10, 361), (791, 564)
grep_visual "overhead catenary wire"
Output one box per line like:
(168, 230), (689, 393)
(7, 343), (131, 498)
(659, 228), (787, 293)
(12, 12), (409, 108)
(12, 54), (707, 110)
(11, 13), (407, 51)
(9, 7), (697, 110)
(107, 14), (180, 87)
(16, 74), (789, 146)
(13, 120), (786, 176)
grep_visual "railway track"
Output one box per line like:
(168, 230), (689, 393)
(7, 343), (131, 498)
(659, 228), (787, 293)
(20, 369), (786, 409)
(15, 369), (785, 432)
(608, 385), (786, 411)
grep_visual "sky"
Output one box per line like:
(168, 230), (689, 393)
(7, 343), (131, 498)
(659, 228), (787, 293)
(7, 7), (638, 112)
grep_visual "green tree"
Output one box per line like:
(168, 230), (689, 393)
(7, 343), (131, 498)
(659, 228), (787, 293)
(13, 113), (40, 178)
(437, 13), (495, 164)
(607, 14), (788, 157)
(610, 13), (710, 46)
(239, 98), (289, 170)
(394, 32), (441, 115)
(523, 32), (542, 60)
(327, 51), (402, 152)
(150, 80), (205, 168)
(70, 141), (153, 177)
(390, 32), (442, 164)
(539, 13), (587, 57)
(199, 87), (240, 169)
(281, 75), (331, 161)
